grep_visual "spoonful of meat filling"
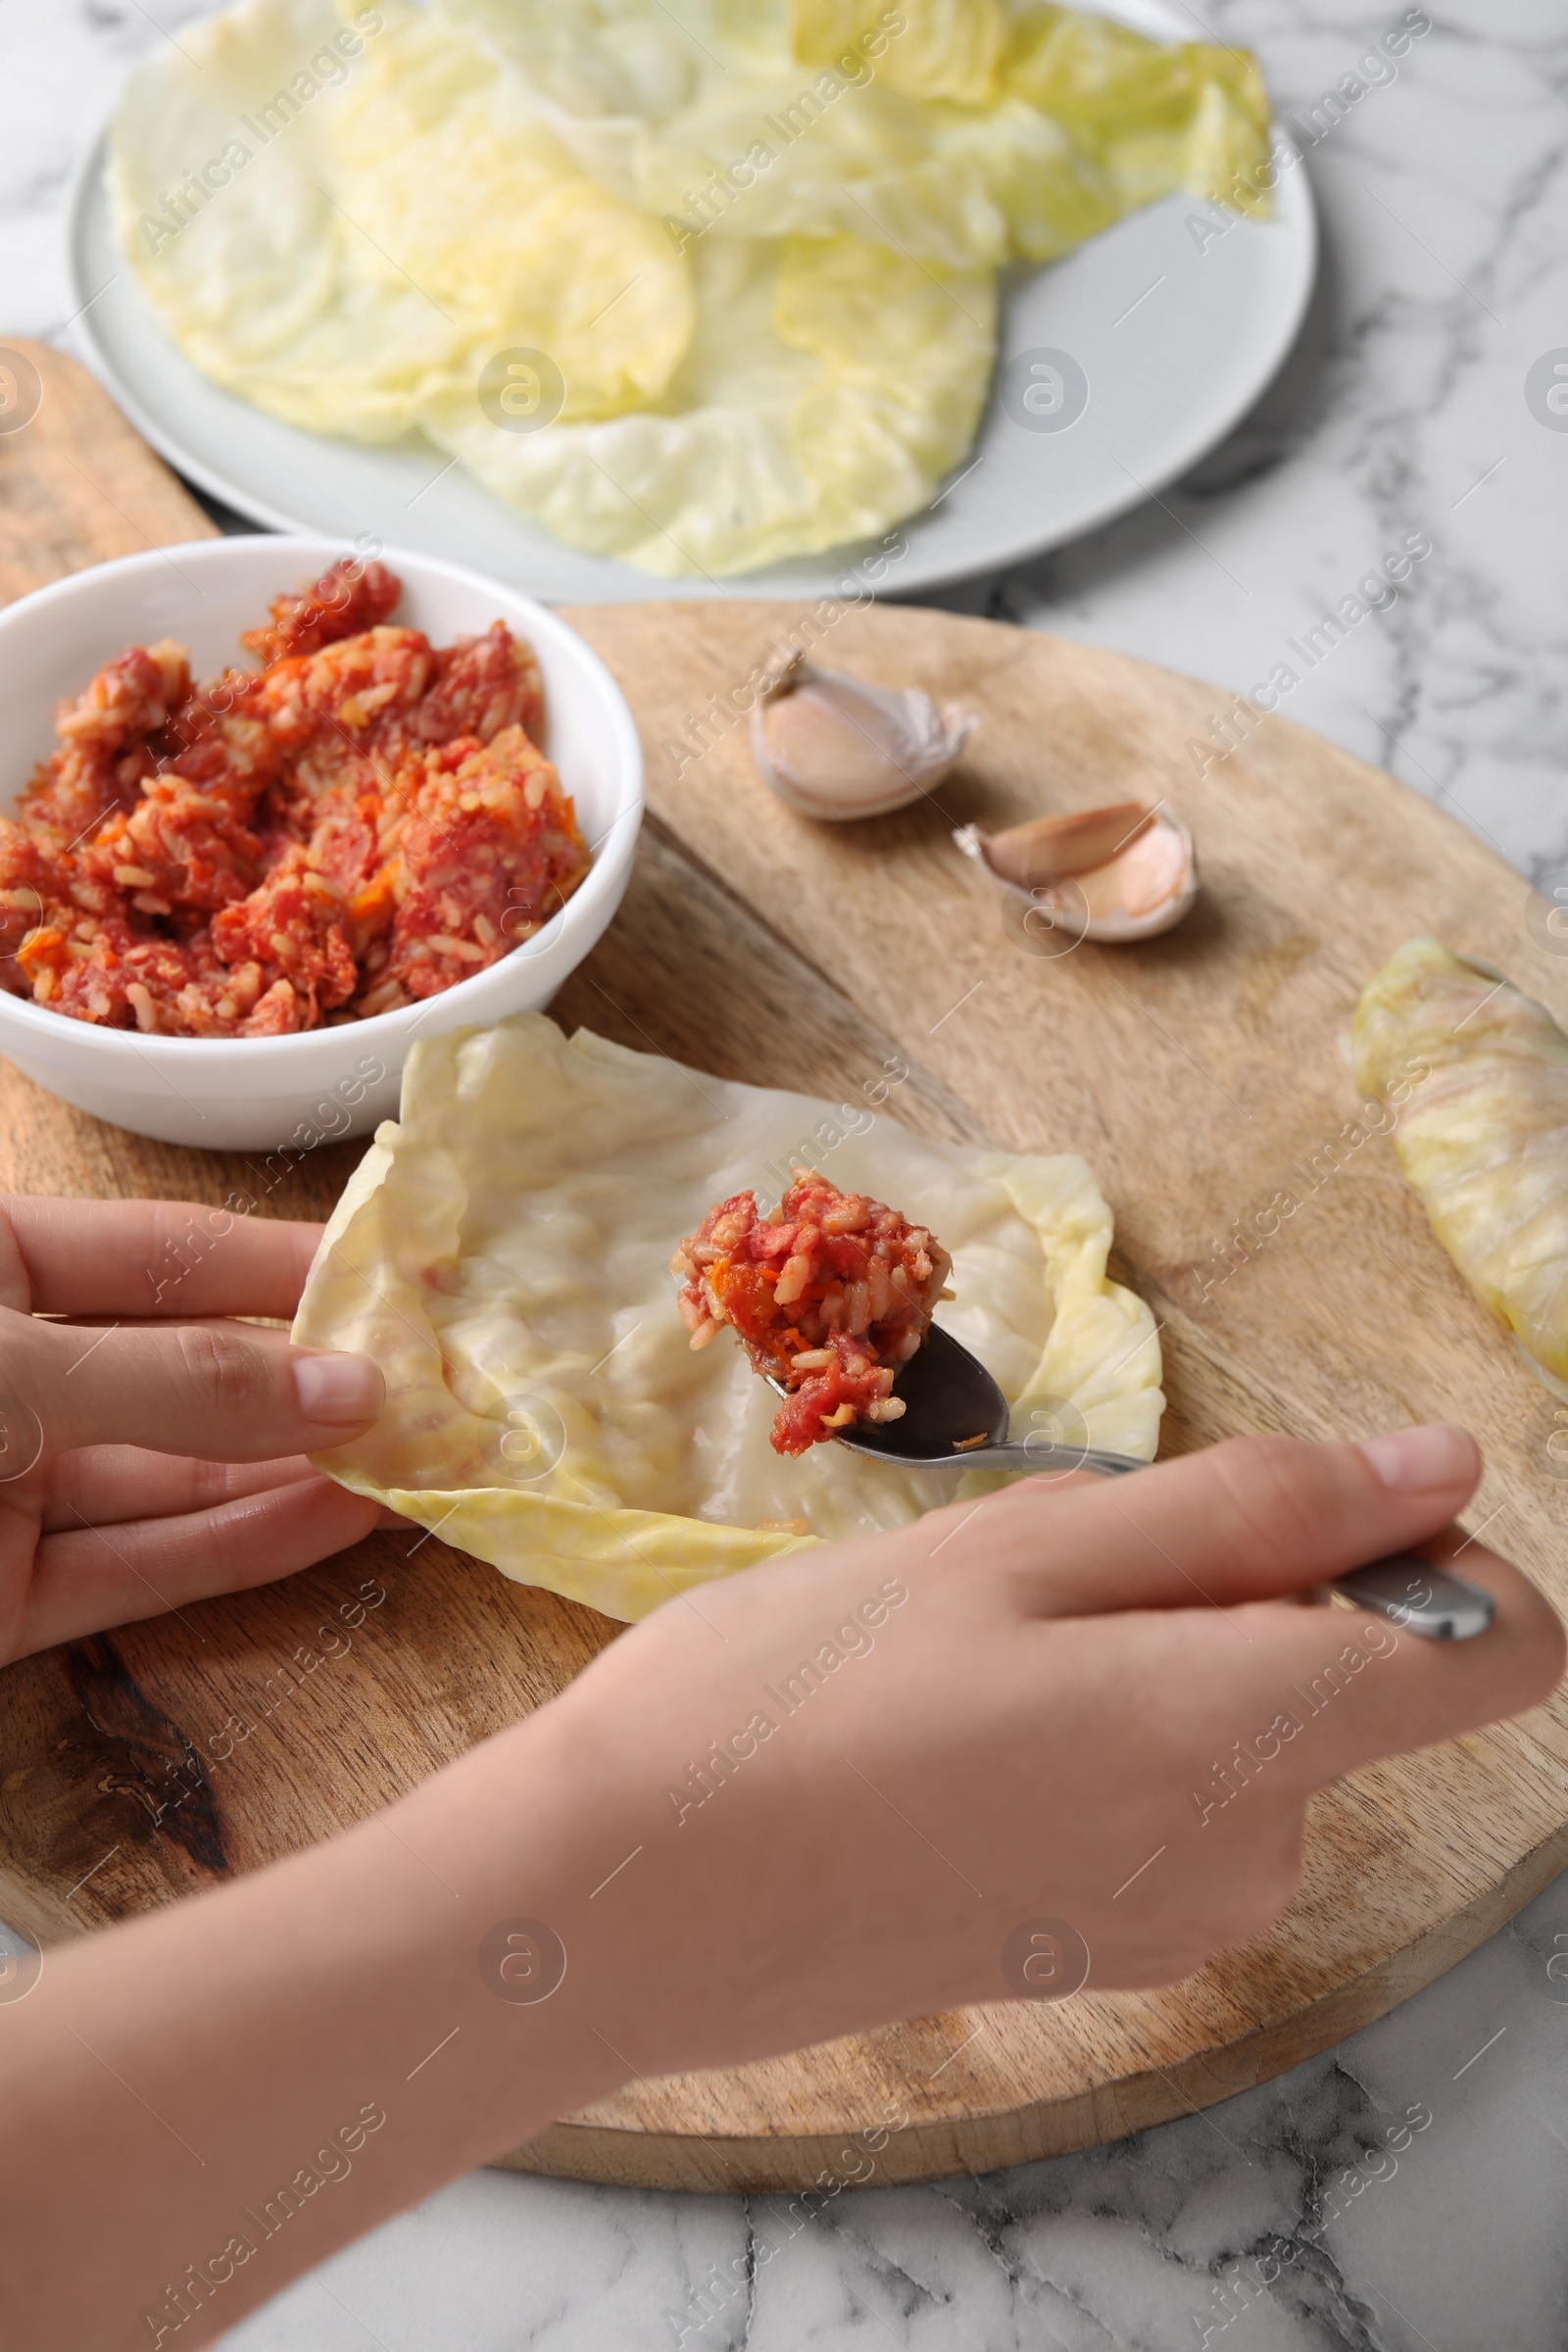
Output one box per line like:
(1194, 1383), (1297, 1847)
(670, 1168), (1496, 1642)
(671, 1166), (952, 1456)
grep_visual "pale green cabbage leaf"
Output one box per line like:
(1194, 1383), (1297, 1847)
(293, 1013), (1164, 1621)
(110, 0), (1273, 573)
(1351, 936), (1568, 1387)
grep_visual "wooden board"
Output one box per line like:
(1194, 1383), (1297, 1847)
(2, 342), (1567, 2192)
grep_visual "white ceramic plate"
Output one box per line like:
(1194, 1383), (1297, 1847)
(67, 0), (1315, 606)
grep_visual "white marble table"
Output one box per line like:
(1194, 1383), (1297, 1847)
(3, 2), (1566, 2345)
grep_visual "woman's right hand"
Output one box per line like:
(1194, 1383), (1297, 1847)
(535, 1422), (1562, 2077)
(11, 1421), (1559, 2352)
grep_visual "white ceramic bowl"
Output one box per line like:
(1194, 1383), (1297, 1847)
(0, 534), (644, 1149)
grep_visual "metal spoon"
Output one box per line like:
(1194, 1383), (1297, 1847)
(771, 1325), (1494, 1642)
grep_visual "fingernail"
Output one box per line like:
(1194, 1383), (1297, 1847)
(293, 1351), (384, 1429)
(1358, 1423), (1474, 1493)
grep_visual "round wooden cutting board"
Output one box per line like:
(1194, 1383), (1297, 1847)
(2, 343), (1566, 2192)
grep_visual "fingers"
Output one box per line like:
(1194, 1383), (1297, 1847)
(1251, 1532), (1566, 1789)
(41, 1447), (318, 1533)
(965, 1427), (1482, 1620)
(15, 1475), (383, 1660)
(0, 1197), (323, 1319)
(7, 1312), (383, 1464)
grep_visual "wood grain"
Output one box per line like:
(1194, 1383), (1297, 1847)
(0, 339), (215, 603)
(2, 343), (1566, 2191)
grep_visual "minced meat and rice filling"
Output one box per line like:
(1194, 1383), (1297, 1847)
(0, 559), (590, 1037)
(672, 1167), (952, 1455)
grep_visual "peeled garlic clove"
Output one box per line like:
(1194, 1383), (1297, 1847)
(968, 802), (1153, 885)
(751, 653), (976, 821)
(1068, 814), (1198, 939)
(955, 803), (1198, 944)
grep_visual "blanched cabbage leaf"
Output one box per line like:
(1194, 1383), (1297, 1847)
(293, 1013), (1164, 1621)
(455, 0), (1272, 265)
(110, 0), (1274, 572)
(417, 232), (994, 574)
(1351, 937), (1568, 1386)
(109, 0), (694, 440)
(794, 0), (1008, 106)
(1006, 3), (1270, 202)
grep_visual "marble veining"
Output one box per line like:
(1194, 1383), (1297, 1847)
(1, 3), (1565, 2346)
(940, 0), (1568, 901)
(212, 1882), (1568, 2352)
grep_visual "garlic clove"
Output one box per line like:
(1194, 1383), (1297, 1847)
(970, 801), (1155, 886)
(955, 803), (1198, 945)
(1069, 814), (1197, 938)
(751, 652), (977, 821)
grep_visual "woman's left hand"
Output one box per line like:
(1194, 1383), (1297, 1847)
(0, 1195), (389, 1664)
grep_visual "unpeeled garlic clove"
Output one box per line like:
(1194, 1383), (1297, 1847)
(955, 802), (1198, 944)
(751, 652), (977, 821)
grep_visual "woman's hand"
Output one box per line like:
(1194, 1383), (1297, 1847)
(0, 1195), (386, 1664)
(5, 1420), (1561, 2350)
(538, 1422), (1566, 2074)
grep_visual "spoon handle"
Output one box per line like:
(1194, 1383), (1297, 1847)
(947, 1440), (1145, 1478)
(1334, 1557), (1494, 1641)
(938, 1444), (1494, 1641)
